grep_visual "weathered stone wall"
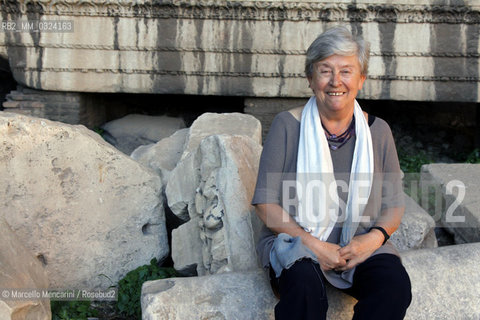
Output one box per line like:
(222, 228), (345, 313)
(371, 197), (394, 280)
(2, 85), (108, 128)
(1, 0), (480, 102)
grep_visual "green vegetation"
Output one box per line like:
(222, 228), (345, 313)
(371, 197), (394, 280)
(116, 258), (179, 319)
(397, 147), (434, 202)
(397, 147), (433, 173)
(92, 127), (105, 137)
(50, 258), (179, 320)
(465, 148), (480, 163)
(397, 147), (430, 200)
(51, 300), (98, 320)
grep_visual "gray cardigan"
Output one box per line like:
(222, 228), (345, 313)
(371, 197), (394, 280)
(251, 107), (404, 288)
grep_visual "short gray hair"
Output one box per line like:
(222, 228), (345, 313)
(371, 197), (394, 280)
(305, 26), (370, 77)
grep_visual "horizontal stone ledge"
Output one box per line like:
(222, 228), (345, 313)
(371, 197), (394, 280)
(3, 0), (480, 23)
(9, 65), (480, 83)
(3, 43), (480, 59)
(142, 243), (480, 320)
(2, 100), (45, 109)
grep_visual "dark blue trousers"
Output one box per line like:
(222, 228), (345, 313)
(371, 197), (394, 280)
(272, 254), (412, 320)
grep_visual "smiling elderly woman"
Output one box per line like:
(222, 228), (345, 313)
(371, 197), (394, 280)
(251, 26), (412, 319)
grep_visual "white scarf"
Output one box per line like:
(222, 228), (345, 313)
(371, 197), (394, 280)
(296, 97), (374, 246)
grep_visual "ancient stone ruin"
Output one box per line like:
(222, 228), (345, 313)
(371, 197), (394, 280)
(2, 0), (480, 126)
(1, 0), (480, 319)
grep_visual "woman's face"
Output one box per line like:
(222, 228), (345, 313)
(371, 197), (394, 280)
(308, 54), (366, 116)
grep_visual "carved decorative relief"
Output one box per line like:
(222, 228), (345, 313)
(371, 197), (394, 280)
(12, 66), (480, 83)
(4, 43), (480, 59)
(195, 172), (229, 274)
(1, 0), (480, 24)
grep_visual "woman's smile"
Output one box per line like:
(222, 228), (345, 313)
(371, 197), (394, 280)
(308, 54), (366, 116)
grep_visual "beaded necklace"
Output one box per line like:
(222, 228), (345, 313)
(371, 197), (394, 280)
(321, 116), (355, 150)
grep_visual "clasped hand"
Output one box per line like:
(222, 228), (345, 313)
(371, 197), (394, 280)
(313, 232), (384, 271)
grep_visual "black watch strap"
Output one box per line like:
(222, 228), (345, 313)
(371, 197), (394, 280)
(369, 226), (390, 245)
